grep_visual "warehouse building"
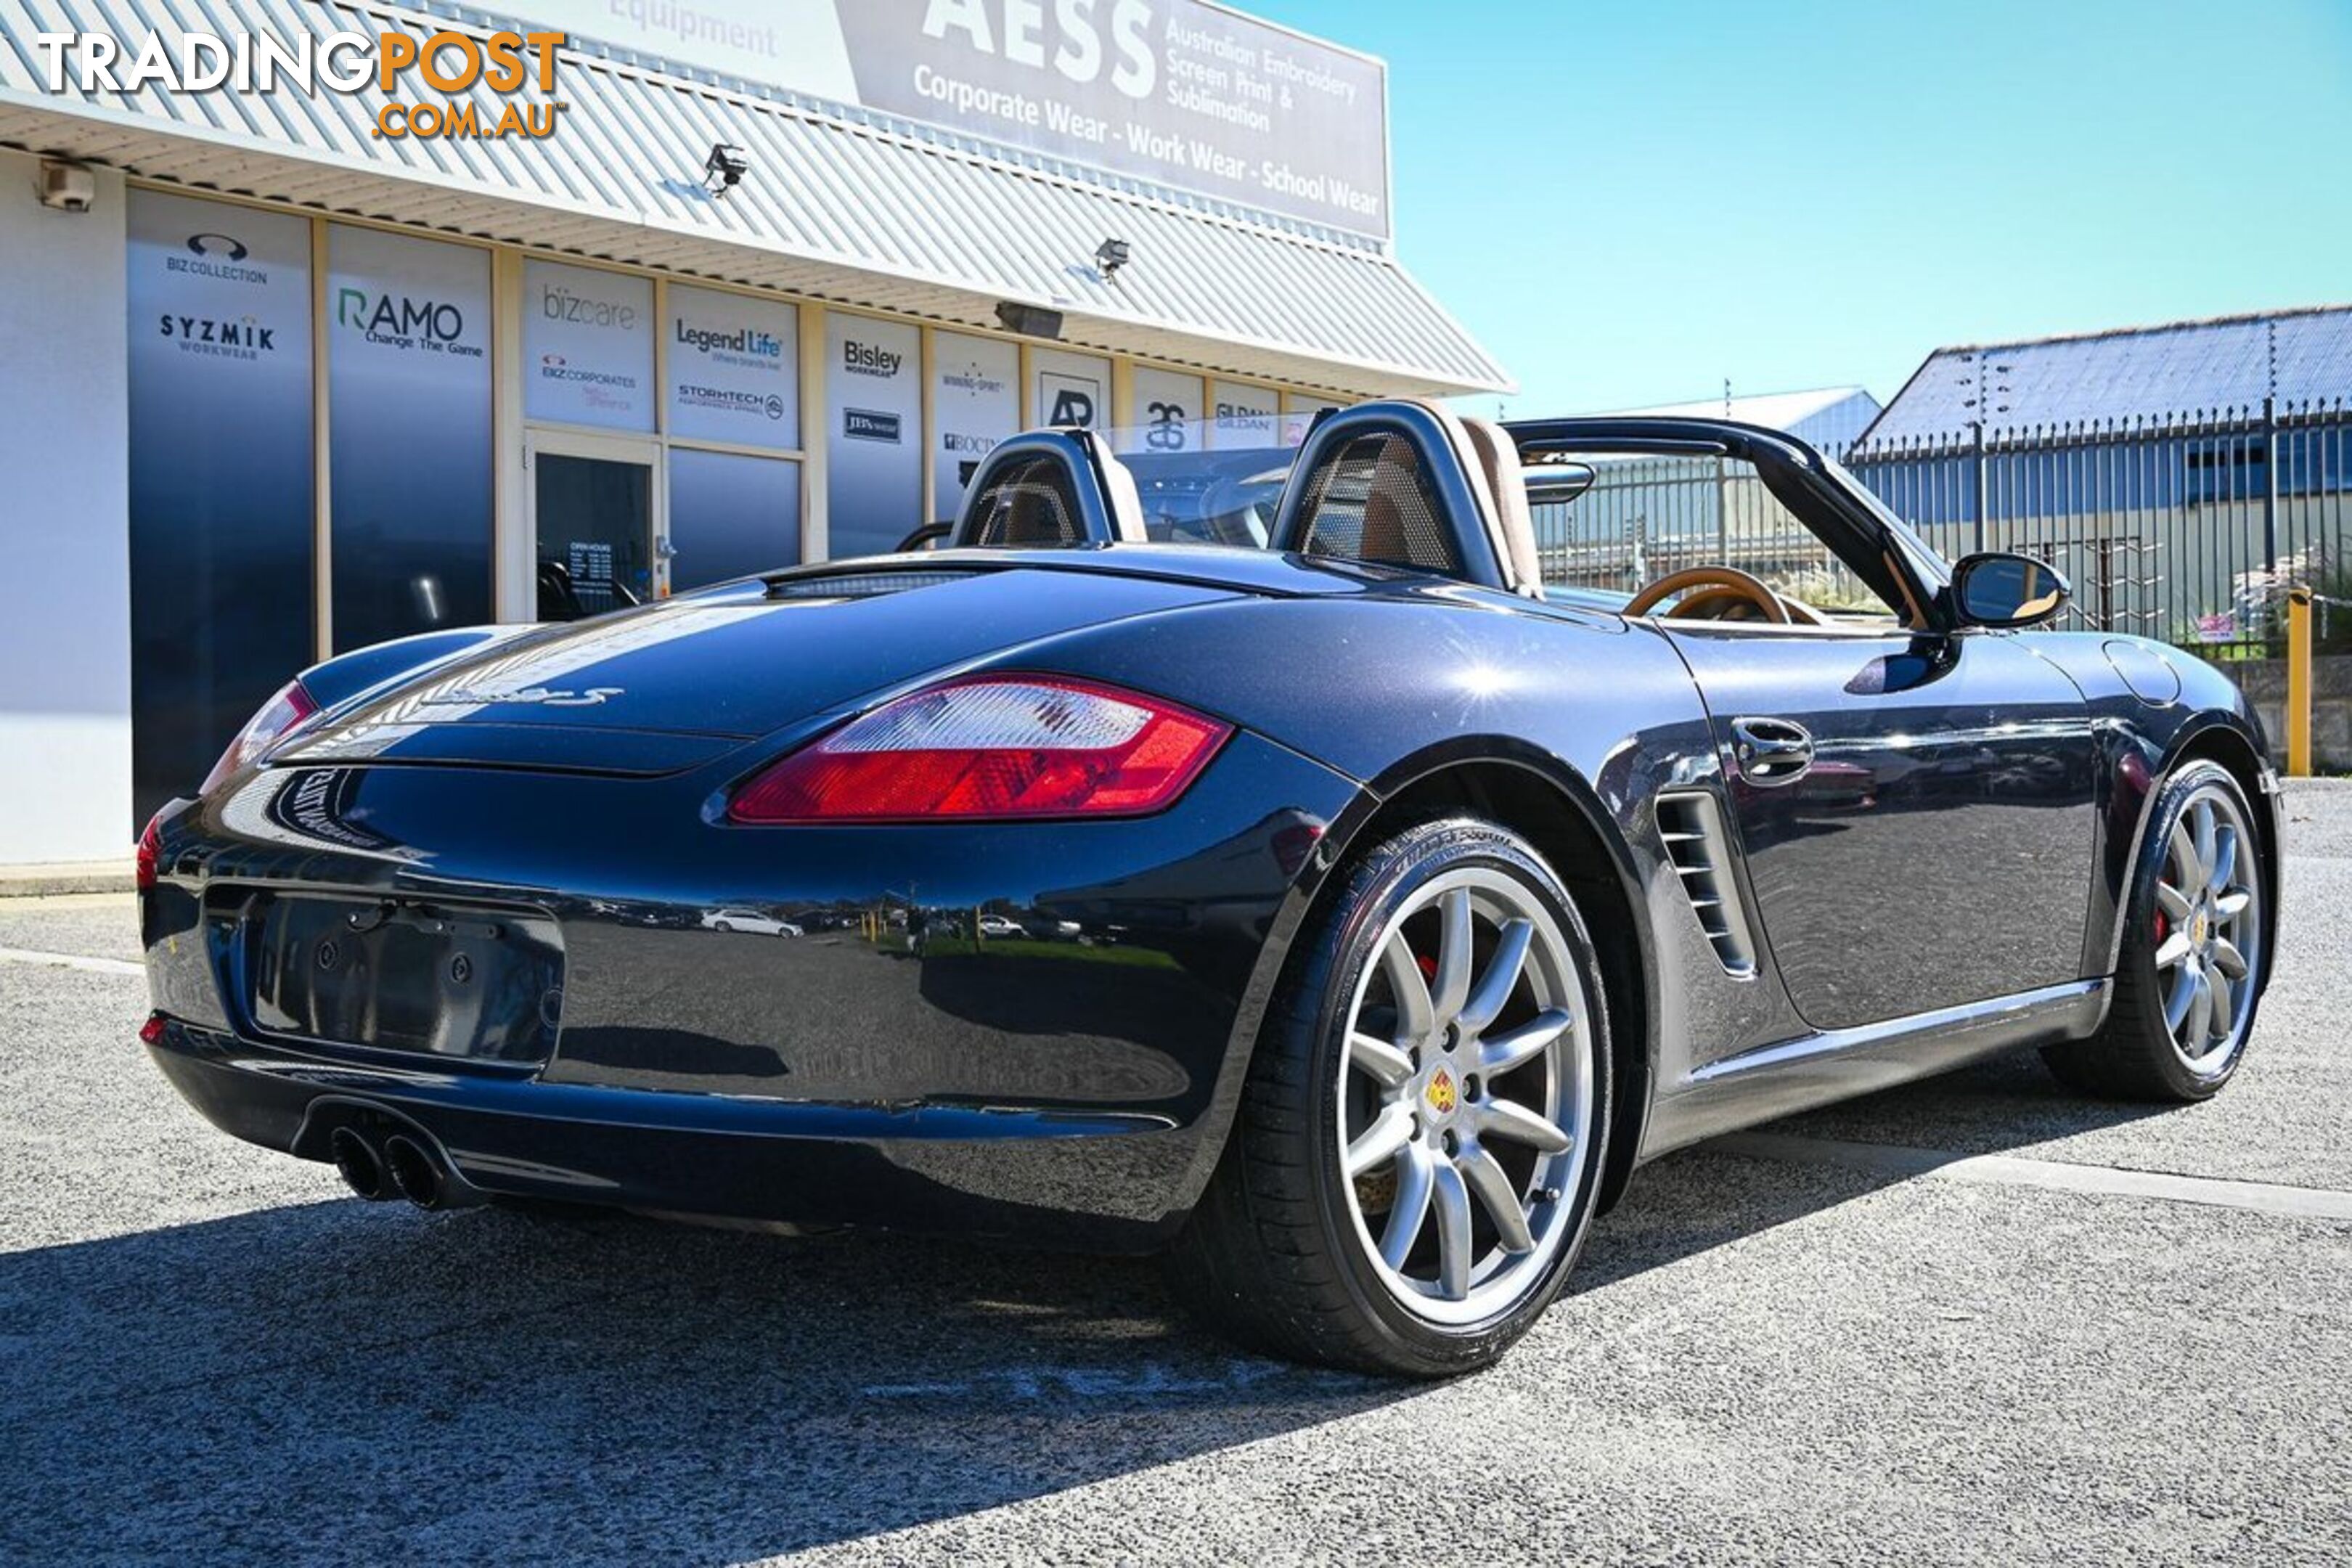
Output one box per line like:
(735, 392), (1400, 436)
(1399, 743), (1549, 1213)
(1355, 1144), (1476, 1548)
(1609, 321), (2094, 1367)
(0, 0), (1508, 859)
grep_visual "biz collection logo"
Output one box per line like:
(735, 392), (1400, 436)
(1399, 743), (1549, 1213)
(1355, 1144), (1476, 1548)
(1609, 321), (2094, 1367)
(31, 26), (569, 140)
(167, 230), (269, 286)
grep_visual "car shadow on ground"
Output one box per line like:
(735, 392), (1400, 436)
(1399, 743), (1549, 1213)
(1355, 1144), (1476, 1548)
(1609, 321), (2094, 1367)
(0, 1050), (2171, 1564)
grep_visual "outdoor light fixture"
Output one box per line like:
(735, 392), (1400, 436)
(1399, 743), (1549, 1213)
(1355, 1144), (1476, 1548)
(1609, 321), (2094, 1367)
(703, 143), (748, 197)
(994, 300), (1066, 340)
(1093, 237), (1130, 278)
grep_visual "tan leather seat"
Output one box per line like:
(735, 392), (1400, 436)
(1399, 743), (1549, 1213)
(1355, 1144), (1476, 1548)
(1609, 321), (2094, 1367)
(1358, 443), (1419, 564)
(1458, 416), (1545, 598)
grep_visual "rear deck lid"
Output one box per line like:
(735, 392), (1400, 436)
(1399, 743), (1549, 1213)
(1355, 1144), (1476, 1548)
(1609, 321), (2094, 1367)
(270, 565), (1241, 774)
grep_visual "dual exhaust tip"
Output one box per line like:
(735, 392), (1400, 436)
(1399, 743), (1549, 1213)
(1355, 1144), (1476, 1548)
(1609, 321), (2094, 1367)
(329, 1124), (478, 1211)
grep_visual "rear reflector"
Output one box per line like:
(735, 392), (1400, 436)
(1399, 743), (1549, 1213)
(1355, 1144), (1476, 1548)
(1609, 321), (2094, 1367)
(139, 1013), (166, 1046)
(729, 674), (1230, 823)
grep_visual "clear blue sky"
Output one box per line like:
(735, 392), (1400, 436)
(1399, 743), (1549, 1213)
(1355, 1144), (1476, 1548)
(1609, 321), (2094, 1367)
(1256, 0), (2352, 416)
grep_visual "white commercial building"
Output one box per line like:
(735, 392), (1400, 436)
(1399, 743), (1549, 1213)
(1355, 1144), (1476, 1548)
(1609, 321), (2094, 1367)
(0, 0), (1508, 862)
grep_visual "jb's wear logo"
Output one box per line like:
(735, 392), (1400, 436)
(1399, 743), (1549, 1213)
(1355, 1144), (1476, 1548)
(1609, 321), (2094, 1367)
(30, 27), (568, 139)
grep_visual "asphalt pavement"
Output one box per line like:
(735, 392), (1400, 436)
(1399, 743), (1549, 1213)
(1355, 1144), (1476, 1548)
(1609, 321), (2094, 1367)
(3, 785), (2348, 1566)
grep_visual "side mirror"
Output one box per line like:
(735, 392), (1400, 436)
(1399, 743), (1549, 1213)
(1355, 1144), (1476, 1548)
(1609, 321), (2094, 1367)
(1951, 552), (2070, 629)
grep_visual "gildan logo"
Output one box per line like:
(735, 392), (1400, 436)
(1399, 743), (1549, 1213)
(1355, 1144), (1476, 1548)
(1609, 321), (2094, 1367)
(187, 232), (248, 261)
(841, 339), (903, 379)
(337, 288), (478, 355)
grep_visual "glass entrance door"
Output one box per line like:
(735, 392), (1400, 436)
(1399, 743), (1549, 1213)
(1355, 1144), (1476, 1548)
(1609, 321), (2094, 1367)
(528, 432), (663, 619)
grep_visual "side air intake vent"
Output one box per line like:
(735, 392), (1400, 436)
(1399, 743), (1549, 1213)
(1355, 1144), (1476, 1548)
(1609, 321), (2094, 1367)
(1656, 792), (1757, 977)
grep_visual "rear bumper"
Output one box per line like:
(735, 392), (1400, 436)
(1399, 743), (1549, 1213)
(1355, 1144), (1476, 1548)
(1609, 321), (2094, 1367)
(139, 730), (1359, 1249)
(147, 1022), (1201, 1248)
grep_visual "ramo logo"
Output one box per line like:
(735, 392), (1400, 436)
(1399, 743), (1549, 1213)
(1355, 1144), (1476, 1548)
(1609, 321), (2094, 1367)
(186, 232), (248, 261)
(338, 288), (475, 354)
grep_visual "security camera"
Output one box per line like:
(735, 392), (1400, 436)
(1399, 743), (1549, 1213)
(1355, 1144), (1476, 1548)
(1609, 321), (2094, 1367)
(703, 144), (748, 197)
(38, 160), (94, 213)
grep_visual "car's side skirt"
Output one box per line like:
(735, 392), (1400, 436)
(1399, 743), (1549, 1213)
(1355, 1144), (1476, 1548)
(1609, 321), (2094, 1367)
(1637, 979), (2110, 1159)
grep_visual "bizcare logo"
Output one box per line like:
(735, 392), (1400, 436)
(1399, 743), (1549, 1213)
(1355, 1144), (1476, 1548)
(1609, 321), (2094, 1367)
(543, 283), (637, 330)
(337, 288), (480, 356)
(679, 385), (787, 422)
(157, 312), (275, 361)
(841, 339), (904, 380)
(676, 320), (783, 363)
(166, 230), (269, 285)
(30, 28), (568, 140)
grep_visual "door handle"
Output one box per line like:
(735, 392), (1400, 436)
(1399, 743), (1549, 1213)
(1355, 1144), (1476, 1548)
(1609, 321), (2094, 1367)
(1731, 716), (1814, 787)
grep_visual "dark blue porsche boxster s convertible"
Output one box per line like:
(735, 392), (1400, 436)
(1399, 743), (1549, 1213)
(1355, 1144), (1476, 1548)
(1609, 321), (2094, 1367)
(139, 399), (2279, 1375)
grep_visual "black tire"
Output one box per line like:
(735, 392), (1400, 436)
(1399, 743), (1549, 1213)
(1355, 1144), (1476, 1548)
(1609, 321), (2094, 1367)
(1166, 817), (1613, 1378)
(2042, 760), (2267, 1101)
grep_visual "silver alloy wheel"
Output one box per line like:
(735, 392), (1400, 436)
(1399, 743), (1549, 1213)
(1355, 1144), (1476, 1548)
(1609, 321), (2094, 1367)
(2155, 785), (2261, 1074)
(1335, 867), (1593, 1327)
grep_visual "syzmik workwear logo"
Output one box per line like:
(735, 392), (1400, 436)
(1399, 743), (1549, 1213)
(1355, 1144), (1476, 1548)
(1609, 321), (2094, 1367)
(32, 26), (569, 139)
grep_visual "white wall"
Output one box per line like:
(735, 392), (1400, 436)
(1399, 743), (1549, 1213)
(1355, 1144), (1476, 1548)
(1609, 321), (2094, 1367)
(0, 150), (131, 863)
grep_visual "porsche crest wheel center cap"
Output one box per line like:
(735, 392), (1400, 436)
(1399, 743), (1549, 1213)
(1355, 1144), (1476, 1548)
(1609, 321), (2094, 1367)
(1424, 1066), (1458, 1117)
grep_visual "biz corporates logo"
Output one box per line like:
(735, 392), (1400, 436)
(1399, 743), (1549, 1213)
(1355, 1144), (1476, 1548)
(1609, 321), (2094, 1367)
(31, 25), (568, 140)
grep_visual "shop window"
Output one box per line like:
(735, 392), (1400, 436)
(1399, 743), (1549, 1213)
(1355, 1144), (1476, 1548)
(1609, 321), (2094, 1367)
(125, 190), (315, 825)
(326, 225), (493, 652)
(523, 260), (655, 432)
(669, 450), (803, 589)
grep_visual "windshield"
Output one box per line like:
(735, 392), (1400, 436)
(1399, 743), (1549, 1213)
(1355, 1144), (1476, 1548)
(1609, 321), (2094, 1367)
(1103, 416), (1297, 547)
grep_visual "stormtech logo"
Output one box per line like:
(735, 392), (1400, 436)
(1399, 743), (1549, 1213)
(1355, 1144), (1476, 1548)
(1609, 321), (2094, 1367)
(679, 385), (787, 421)
(337, 289), (482, 356)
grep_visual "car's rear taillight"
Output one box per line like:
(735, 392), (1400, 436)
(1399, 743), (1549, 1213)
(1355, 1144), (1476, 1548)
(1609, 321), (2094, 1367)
(200, 679), (321, 796)
(728, 674), (1231, 824)
(134, 814), (163, 894)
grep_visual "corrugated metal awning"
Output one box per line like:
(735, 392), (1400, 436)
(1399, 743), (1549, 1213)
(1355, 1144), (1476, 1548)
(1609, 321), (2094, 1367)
(0, 0), (1511, 397)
